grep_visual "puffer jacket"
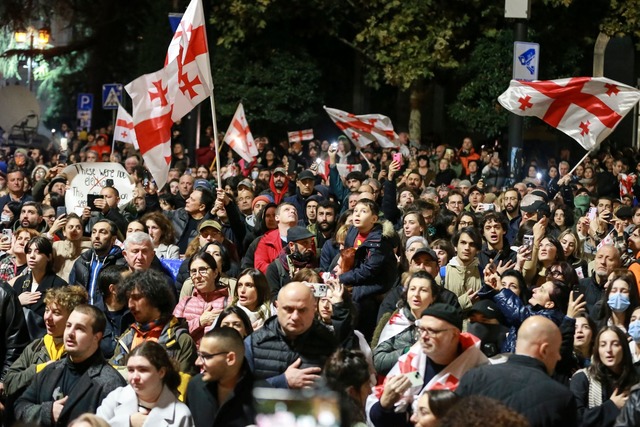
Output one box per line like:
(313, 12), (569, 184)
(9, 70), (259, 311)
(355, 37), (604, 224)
(68, 246), (123, 307)
(372, 307), (417, 376)
(443, 256), (482, 311)
(172, 287), (229, 344)
(245, 315), (337, 388)
(491, 287), (565, 353)
(339, 221), (398, 302)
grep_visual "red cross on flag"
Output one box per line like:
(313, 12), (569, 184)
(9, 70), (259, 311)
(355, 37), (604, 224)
(287, 129), (314, 143)
(125, 0), (212, 190)
(113, 104), (139, 149)
(324, 106), (399, 149)
(223, 103), (258, 162)
(498, 77), (640, 150)
(335, 163), (362, 177)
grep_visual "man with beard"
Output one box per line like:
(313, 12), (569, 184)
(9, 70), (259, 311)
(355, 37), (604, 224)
(267, 167), (290, 205)
(314, 200), (337, 251)
(478, 212), (516, 274)
(15, 202), (48, 233)
(503, 188), (521, 246)
(69, 220), (123, 308)
(578, 245), (621, 317)
(284, 170), (316, 223)
(266, 226), (317, 300)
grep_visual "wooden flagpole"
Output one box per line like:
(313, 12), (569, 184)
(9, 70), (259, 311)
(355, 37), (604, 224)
(568, 150), (592, 176)
(209, 95), (221, 189)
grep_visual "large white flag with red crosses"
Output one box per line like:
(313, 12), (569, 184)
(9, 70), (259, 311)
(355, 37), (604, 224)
(324, 106), (399, 149)
(287, 129), (314, 143)
(113, 104), (139, 149)
(498, 77), (640, 151)
(125, 0), (212, 190)
(223, 103), (258, 162)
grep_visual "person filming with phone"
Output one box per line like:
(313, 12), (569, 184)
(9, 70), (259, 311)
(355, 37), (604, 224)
(366, 304), (488, 427)
(82, 184), (128, 239)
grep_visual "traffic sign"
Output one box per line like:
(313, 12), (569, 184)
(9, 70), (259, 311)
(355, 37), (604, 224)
(513, 42), (539, 82)
(102, 83), (123, 110)
(77, 93), (93, 111)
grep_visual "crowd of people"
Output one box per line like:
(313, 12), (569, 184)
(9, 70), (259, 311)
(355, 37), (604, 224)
(3, 122), (640, 427)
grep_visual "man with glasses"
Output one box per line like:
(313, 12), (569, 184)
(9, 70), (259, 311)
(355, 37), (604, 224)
(367, 303), (488, 427)
(186, 327), (256, 426)
(444, 191), (464, 215)
(110, 270), (197, 377)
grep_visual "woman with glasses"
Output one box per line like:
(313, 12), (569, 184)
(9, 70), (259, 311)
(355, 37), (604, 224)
(545, 261), (579, 291)
(173, 252), (229, 344)
(570, 326), (639, 427)
(595, 269), (639, 333)
(456, 211), (478, 232)
(97, 341), (194, 427)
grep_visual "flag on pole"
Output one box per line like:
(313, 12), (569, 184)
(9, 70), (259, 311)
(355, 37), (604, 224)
(287, 129), (314, 143)
(324, 106), (399, 149)
(498, 77), (640, 151)
(125, 0), (212, 190)
(113, 104), (139, 149)
(223, 103), (258, 162)
(335, 163), (362, 177)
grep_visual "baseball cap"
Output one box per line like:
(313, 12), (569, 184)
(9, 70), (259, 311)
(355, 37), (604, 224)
(237, 179), (255, 191)
(468, 300), (503, 323)
(520, 194), (546, 213)
(194, 179), (212, 191)
(273, 167), (287, 175)
(298, 170), (315, 181)
(411, 247), (438, 263)
(616, 206), (633, 220)
(198, 220), (222, 232)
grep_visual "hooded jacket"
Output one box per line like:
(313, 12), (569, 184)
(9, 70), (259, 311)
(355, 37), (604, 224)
(268, 173), (290, 205)
(443, 256), (482, 311)
(339, 221), (397, 302)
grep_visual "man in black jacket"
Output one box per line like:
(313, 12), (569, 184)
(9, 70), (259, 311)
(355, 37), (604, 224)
(186, 327), (255, 427)
(69, 219), (123, 308)
(244, 281), (337, 388)
(14, 305), (126, 427)
(456, 316), (577, 427)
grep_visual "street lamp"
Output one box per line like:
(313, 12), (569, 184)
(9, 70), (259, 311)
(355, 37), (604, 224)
(13, 26), (50, 91)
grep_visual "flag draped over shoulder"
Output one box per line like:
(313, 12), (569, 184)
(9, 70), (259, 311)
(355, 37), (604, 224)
(113, 104), (139, 149)
(498, 77), (640, 151)
(223, 103), (258, 163)
(324, 106), (399, 149)
(125, 0), (212, 189)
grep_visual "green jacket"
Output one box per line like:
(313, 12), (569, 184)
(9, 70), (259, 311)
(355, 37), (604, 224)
(4, 338), (53, 398)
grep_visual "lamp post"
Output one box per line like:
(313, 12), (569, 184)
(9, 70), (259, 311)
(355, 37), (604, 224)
(14, 26), (50, 92)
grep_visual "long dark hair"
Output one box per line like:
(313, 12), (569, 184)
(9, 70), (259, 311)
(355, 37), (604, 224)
(234, 268), (270, 307)
(588, 326), (639, 392)
(213, 305), (253, 337)
(596, 269), (640, 330)
(127, 341), (181, 394)
(25, 236), (54, 275)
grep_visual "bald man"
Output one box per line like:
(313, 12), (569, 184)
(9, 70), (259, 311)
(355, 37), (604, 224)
(244, 282), (338, 388)
(456, 316), (577, 427)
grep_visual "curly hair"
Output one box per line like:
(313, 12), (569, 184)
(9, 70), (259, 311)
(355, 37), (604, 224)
(141, 211), (177, 246)
(44, 285), (89, 313)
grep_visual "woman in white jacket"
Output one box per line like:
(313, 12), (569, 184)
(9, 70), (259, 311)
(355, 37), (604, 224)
(97, 341), (194, 427)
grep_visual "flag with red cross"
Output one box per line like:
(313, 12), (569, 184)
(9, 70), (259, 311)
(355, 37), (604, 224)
(125, 0), (212, 189)
(223, 103), (258, 162)
(498, 77), (640, 151)
(324, 106), (399, 149)
(113, 104), (139, 149)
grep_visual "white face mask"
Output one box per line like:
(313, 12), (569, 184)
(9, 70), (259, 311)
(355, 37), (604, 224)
(1, 214), (10, 223)
(250, 171), (259, 180)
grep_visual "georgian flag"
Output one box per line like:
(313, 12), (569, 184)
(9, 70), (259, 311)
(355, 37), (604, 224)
(324, 106), (399, 149)
(125, 0), (212, 190)
(287, 129), (314, 143)
(113, 104), (139, 149)
(498, 77), (640, 150)
(223, 103), (258, 162)
(335, 163), (362, 177)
